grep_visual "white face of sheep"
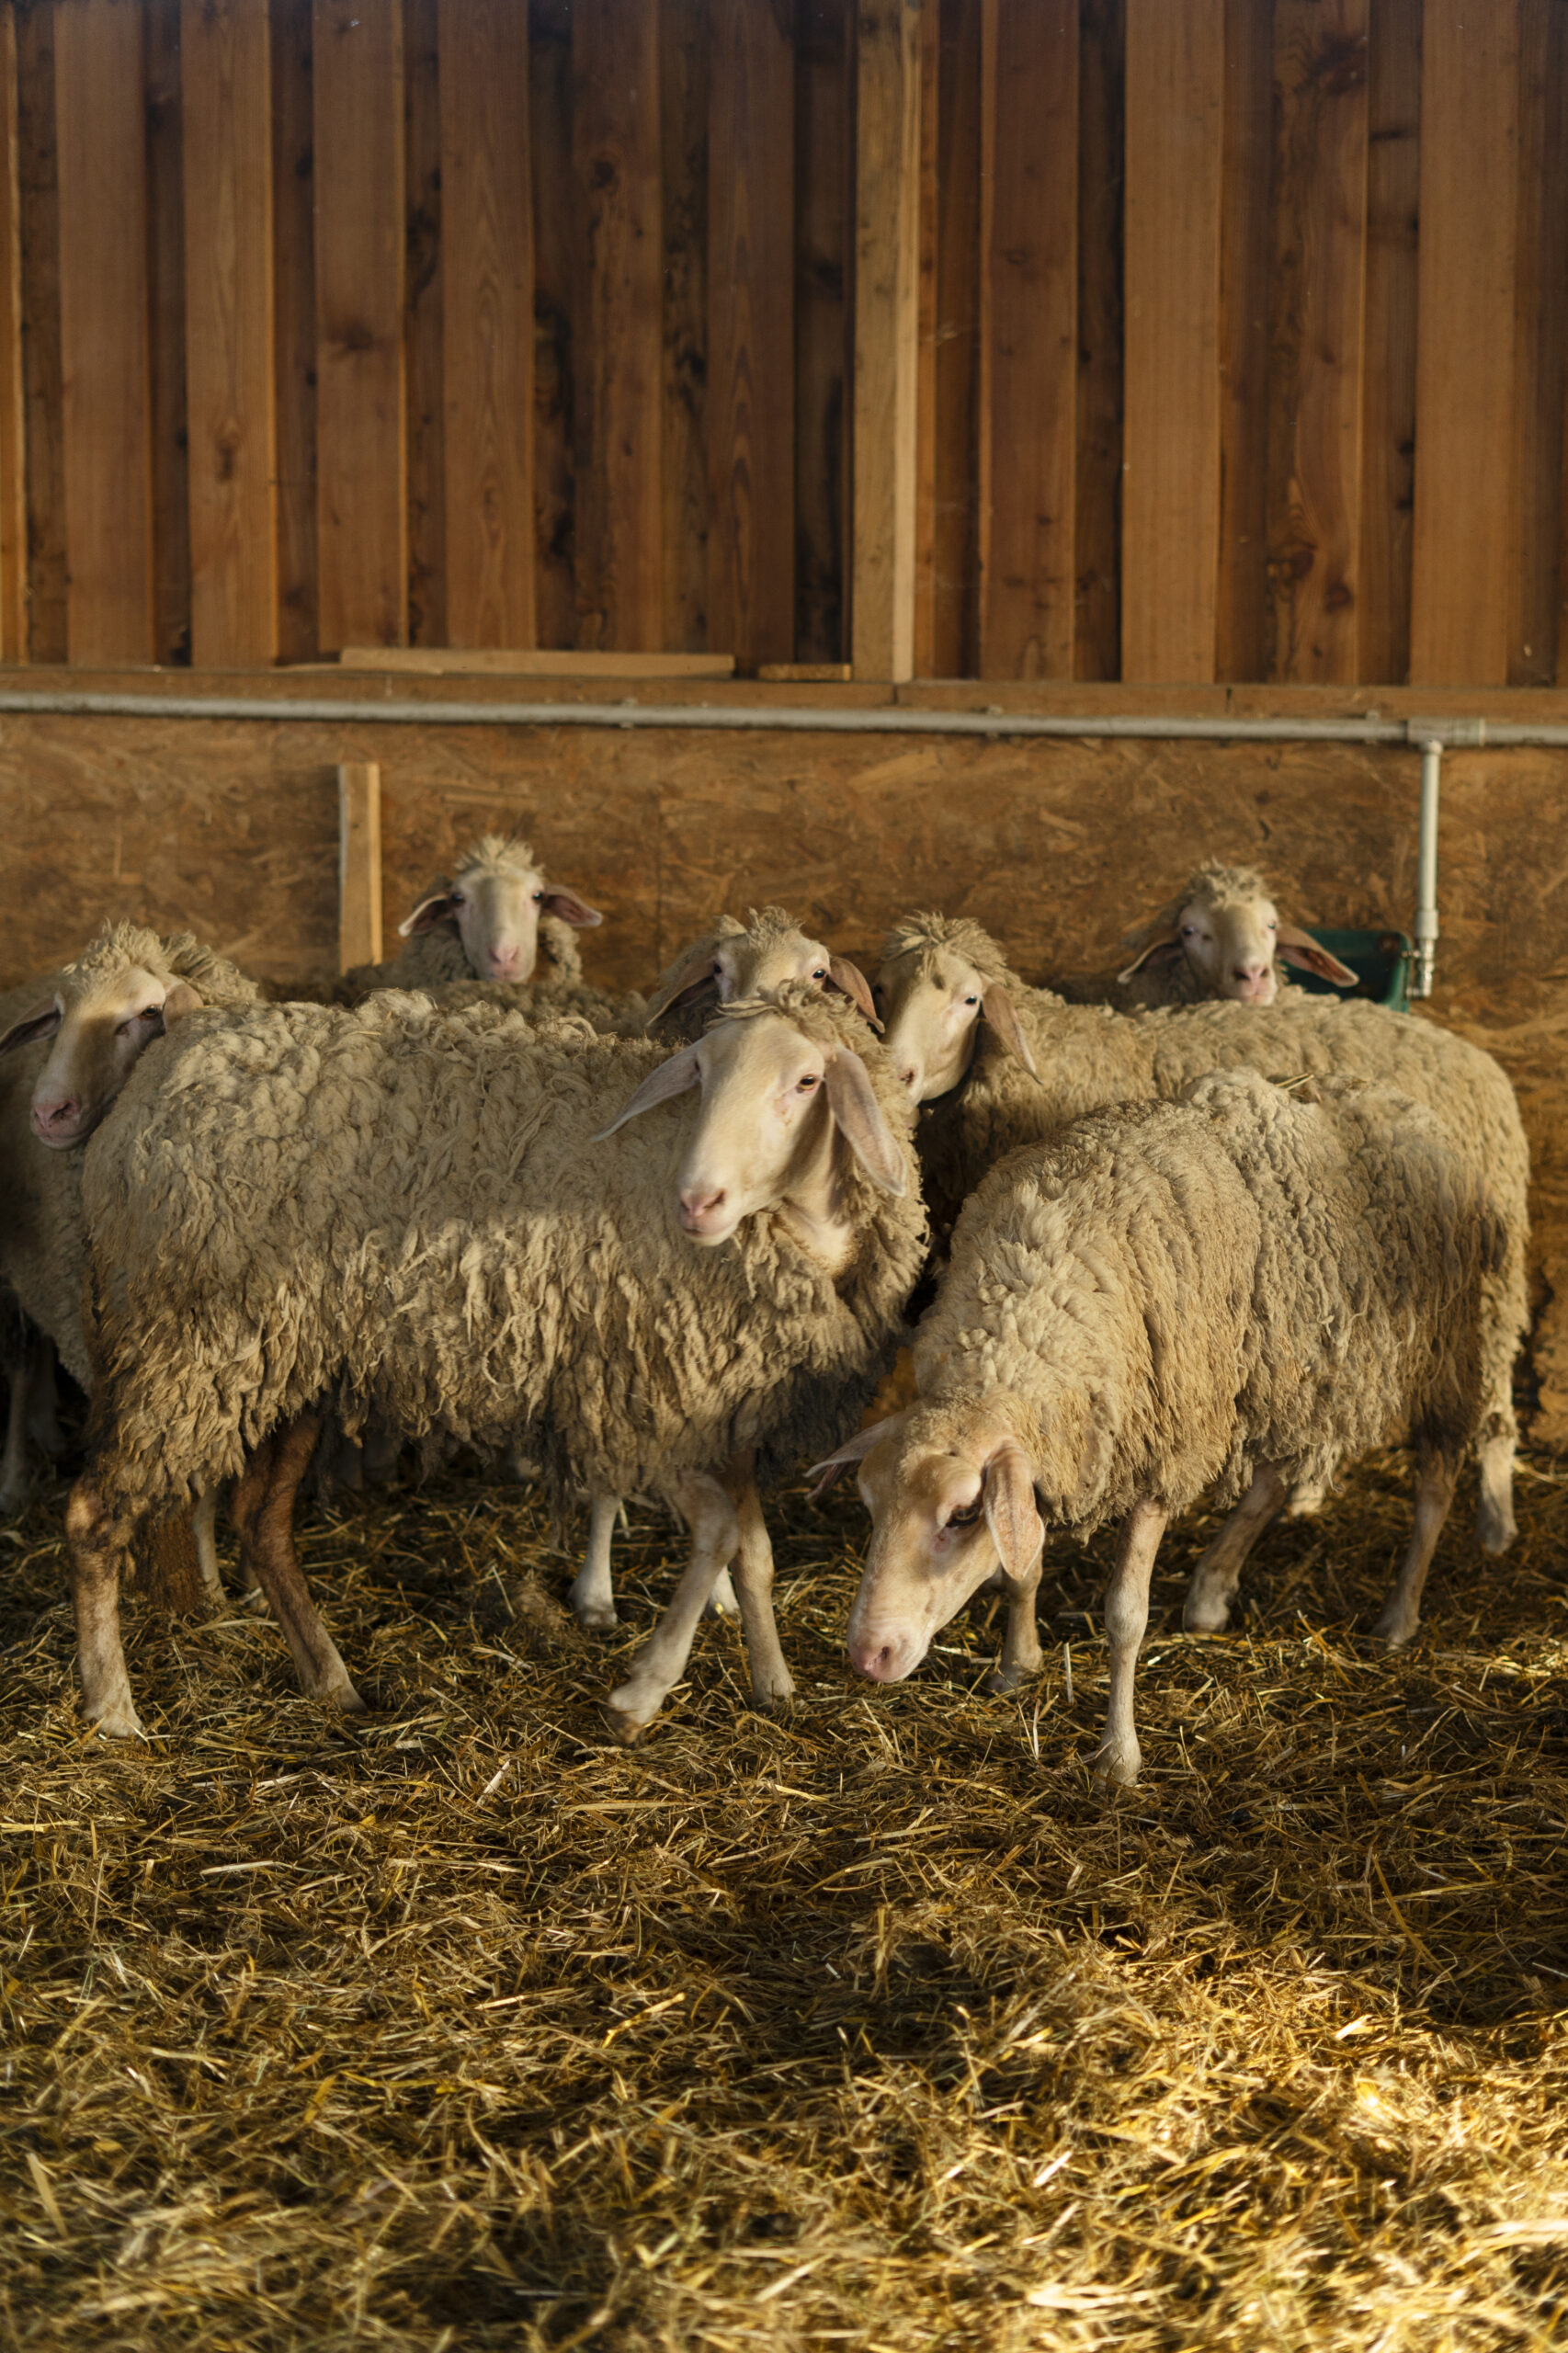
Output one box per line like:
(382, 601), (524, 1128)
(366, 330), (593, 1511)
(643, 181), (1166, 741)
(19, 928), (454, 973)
(399, 858), (602, 985)
(645, 927), (880, 1029)
(1119, 885), (1358, 1006)
(0, 963), (205, 1149)
(821, 1408), (1044, 1683)
(597, 1009), (906, 1248)
(873, 946), (1037, 1101)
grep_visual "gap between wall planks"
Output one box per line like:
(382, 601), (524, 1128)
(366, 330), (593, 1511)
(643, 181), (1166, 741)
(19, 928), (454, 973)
(660, 0), (709, 659)
(337, 760), (382, 973)
(1357, 0), (1420, 691)
(312, 0), (407, 654)
(1214, 0), (1272, 684)
(852, 0), (921, 683)
(794, 0), (852, 671)
(404, 0), (446, 653)
(146, 0), (192, 671)
(272, 0), (318, 665)
(1511, 0), (1568, 689)
(0, 3), (24, 665)
(182, 0), (278, 668)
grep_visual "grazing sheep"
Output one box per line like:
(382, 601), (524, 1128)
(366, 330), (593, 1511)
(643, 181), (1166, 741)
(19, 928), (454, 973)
(1061, 860), (1358, 1010)
(66, 985), (926, 1741)
(874, 912), (1528, 1555)
(824, 1070), (1506, 1786)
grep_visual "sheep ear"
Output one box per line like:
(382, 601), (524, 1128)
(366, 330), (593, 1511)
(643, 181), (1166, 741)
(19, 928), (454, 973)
(1275, 925), (1358, 986)
(807, 1410), (909, 1497)
(161, 980), (203, 1028)
(983, 1440), (1043, 1580)
(397, 890), (458, 939)
(542, 887), (603, 929)
(1116, 930), (1185, 983)
(0, 998), (61, 1055)
(824, 1047), (906, 1194)
(592, 1043), (701, 1139)
(826, 954), (881, 1028)
(643, 942), (721, 1028)
(981, 985), (1038, 1076)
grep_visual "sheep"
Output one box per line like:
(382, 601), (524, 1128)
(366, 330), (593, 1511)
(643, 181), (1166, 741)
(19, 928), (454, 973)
(822, 1069), (1506, 1787)
(873, 911), (1528, 1557)
(1061, 859), (1359, 1011)
(64, 983), (926, 1742)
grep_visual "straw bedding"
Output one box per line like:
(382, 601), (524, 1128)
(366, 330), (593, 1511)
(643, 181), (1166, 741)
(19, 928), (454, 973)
(5, 1453), (1568, 2350)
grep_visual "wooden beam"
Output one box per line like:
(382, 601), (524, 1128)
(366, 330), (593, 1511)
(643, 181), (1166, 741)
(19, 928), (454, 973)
(709, 0), (795, 671)
(573, 0), (663, 652)
(1215, 0), (1274, 683)
(852, 0), (921, 682)
(1512, 0), (1567, 686)
(404, 0), (445, 649)
(1266, 0), (1369, 683)
(0, 3), (25, 665)
(182, 0), (278, 667)
(795, 0), (854, 667)
(978, 0), (1077, 680)
(1409, 2), (1519, 686)
(15, 0), (62, 663)
(529, 0), (576, 652)
(146, 0), (191, 669)
(312, 0), (406, 653)
(1120, 0), (1224, 682)
(1076, 0), (1124, 684)
(53, 0), (155, 664)
(273, 0), (318, 664)
(914, 0), (939, 676)
(661, 0), (710, 655)
(1356, 0), (1420, 686)
(338, 761), (382, 973)
(339, 645), (736, 678)
(439, 0), (534, 652)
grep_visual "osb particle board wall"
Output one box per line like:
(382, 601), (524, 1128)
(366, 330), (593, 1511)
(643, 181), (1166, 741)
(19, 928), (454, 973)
(4, 711), (1567, 1437)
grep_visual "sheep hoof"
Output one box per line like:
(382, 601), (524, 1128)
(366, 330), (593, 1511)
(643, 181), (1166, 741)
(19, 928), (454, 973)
(1369, 1606), (1417, 1652)
(573, 1600), (619, 1634)
(984, 1659), (1034, 1695)
(1182, 1589), (1231, 1635)
(314, 1675), (368, 1715)
(704, 1570), (741, 1620)
(1477, 1496), (1517, 1556)
(0, 1475), (29, 1516)
(86, 1700), (146, 1742)
(1085, 1738), (1140, 1790)
(603, 1700), (646, 1748)
(749, 1672), (796, 1714)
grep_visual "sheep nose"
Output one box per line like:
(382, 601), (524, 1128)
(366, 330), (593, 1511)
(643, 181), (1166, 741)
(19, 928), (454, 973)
(486, 946), (522, 980)
(1233, 961), (1267, 983)
(33, 1095), (79, 1134)
(848, 1636), (898, 1681)
(898, 1064), (919, 1093)
(678, 1184), (726, 1231)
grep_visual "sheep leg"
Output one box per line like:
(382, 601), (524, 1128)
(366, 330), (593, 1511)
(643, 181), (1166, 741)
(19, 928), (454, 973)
(0, 1347), (30, 1512)
(605, 1473), (740, 1743)
(1475, 1428), (1517, 1556)
(1183, 1463), (1290, 1634)
(705, 1564), (742, 1619)
(65, 1477), (142, 1740)
(26, 1336), (65, 1457)
(987, 1554), (1045, 1695)
(723, 1463), (794, 1712)
(232, 1414), (366, 1711)
(570, 1489), (622, 1631)
(1372, 1450), (1459, 1650)
(191, 1483), (222, 1602)
(1086, 1499), (1168, 1790)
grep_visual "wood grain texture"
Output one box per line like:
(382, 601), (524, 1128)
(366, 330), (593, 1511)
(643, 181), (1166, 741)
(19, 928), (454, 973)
(795, 0), (852, 665)
(145, 0), (192, 669)
(1511, 0), (1566, 687)
(661, 0), (710, 655)
(708, 0), (795, 670)
(1121, 0), (1224, 682)
(529, 0), (576, 651)
(1075, 0), (1123, 684)
(1409, 1), (1519, 686)
(438, 0), (534, 652)
(182, 0), (278, 667)
(1266, 0), (1369, 684)
(312, 0), (406, 653)
(0, 2), (25, 665)
(573, 0), (663, 652)
(271, 0), (318, 665)
(852, 0), (922, 682)
(924, 0), (980, 679)
(1357, 0), (1420, 686)
(53, 0), (155, 664)
(978, 0), (1077, 680)
(403, 0), (445, 649)
(337, 759), (381, 971)
(14, 0), (62, 662)
(1216, 0), (1275, 683)
(914, 0), (939, 676)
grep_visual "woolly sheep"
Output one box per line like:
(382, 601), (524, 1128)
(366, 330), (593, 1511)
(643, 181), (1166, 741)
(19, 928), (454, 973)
(1062, 860), (1358, 1011)
(824, 1069), (1506, 1786)
(341, 834), (621, 1016)
(873, 911), (1528, 1555)
(66, 984), (926, 1742)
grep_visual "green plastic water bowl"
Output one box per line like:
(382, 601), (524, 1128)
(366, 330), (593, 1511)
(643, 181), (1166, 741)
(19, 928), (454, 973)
(1290, 927), (1413, 1014)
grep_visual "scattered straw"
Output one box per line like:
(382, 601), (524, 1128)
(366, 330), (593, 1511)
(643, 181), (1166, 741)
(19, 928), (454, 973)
(5, 1449), (1568, 2347)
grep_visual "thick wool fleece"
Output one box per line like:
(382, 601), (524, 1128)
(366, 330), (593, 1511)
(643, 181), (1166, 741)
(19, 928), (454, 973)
(0, 926), (262, 1388)
(913, 1069), (1502, 1533)
(885, 912), (1528, 1460)
(79, 987), (927, 1523)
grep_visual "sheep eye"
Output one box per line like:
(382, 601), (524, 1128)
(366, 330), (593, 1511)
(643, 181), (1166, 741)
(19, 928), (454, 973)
(1266, 920), (1278, 932)
(797, 1074), (819, 1092)
(531, 890), (545, 904)
(963, 994), (979, 1008)
(812, 966), (828, 982)
(450, 892), (466, 908)
(945, 1500), (982, 1529)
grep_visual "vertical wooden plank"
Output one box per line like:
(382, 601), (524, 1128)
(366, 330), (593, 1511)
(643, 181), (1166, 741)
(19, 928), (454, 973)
(1510, 0), (1566, 685)
(53, 0), (155, 664)
(573, 0), (663, 652)
(272, 0), (317, 663)
(15, 0), (62, 665)
(661, 0), (710, 655)
(928, 0), (981, 678)
(439, 0), (534, 651)
(1120, 0), (1223, 682)
(795, 0), (852, 665)
(1409, 1), (1518, 686)
(708, 0), (795, 670)
(913, 0), (939, 675)
(1357, 0), (1419, 686)
(977, 0), (1077, 680)
(529, 0), (576, 650)
(337, 761), (382, 972)
(1266, 0), (1369, 684)
(1075, 0), (1123, 684)
(312, 0), (405, 653)
(851, 0), (921, 682)
(0, 4), (26, 664)
(145, 0), (192, 668)
(182, 0), (278, 667)
(1215, 0), (1274, 683)
(404, 0), (444, 648)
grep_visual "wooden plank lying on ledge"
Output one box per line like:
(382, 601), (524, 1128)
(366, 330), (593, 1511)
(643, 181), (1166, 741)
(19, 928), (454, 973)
(339, 646), (738, 677)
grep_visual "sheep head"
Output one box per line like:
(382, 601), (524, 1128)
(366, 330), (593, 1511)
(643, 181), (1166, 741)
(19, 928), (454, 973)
(874, 914), (1037, 1101)
(645, 906), (878, 1032)
(397, 835), (602, 985)
(0, 922), (207, 1149)
(1118, 860), (1358, 1006)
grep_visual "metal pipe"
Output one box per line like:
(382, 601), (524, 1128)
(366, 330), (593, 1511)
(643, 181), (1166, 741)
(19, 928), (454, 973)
(1413, 738), (1442, 998)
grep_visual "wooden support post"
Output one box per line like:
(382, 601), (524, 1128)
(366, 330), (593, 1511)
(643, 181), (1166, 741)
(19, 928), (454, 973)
(0, 1), (24, 665)
(1120, 0), (1224, 683)
(338, 762), (382, 975)
(852, 0), (922, 682)
(182, 0), (278, 667)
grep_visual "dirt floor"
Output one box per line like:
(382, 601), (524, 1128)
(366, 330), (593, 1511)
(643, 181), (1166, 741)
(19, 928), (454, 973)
(5, 1450), (1568, 2349)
